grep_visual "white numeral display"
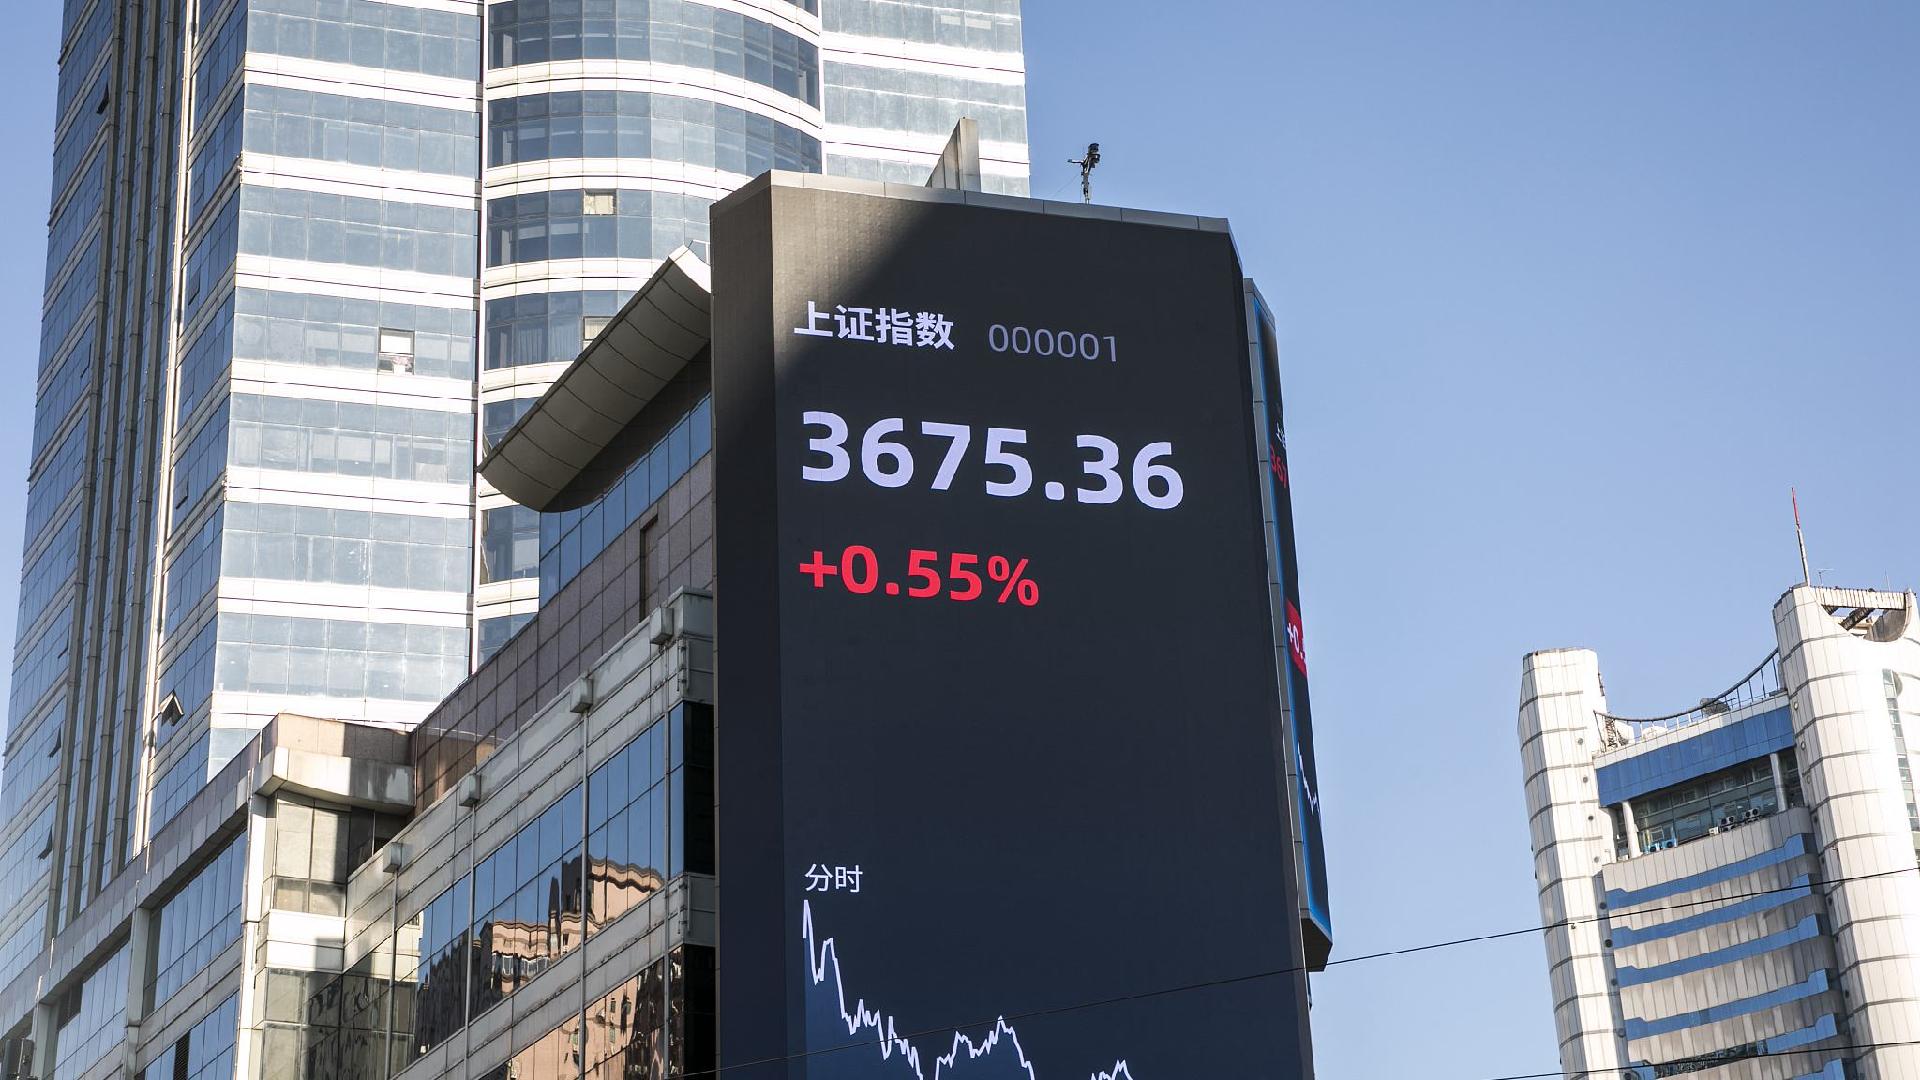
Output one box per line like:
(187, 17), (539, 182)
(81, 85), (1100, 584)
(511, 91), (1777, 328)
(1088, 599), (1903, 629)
(982, 428), (1032, 498)
(1074, 435), (1123, 505)
(920, 422), (970, 490)
(799, 412), (1184, 510)
(860, 418), (914, 488)
(802, 411), (851, 482)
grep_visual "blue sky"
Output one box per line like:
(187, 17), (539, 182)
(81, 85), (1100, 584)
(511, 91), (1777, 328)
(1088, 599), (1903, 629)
(4, 4), (1918, 1077)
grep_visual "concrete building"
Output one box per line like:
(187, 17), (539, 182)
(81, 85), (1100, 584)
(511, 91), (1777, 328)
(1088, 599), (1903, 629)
(2, 3), (1025, 1076)
(1520, 585), (1920, 1080)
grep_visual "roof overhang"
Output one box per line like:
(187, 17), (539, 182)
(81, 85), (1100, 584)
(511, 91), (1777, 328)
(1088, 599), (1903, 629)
(479, 247), (712, 512)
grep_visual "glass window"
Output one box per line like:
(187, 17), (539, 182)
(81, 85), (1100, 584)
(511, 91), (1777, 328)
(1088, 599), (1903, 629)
(821, 60), (1026, 143)
(220, 502), (472, 593)
(483, 397), (536, 451)
(242, 83), (478, 178)
(148, 737), (211, 839)
(56, 0), (112, 119)
(484, 290), (622, 369)
(378, 328), (416, 373)
(480, 505), (540, 584)
(148, 834), (246, 1008)
(0, 902), (48, 980)
(237, 186), (477, 278)
(305, 938), (399, 1078)
(540, 394), (709, 596)
(226, 393), (473, 487)
(0, 706), (63, 823)
(1633, 756), (1782, 852)
(0, 802), (57, 922)
(233, 289), (476, 380)
(15, 511), (81, 642)
(140, 993), (240, 1080)
(468, 784), (586, 1022)
(50, 944), (130, 1080)
(163, 507), (224, 636)
(247, 0), (480, 80)
(490, 0), (817, 99)
(214, 612), (467, 704)
(583, 315), (611, 349)
(39, 235), (102, 371)
(477, 612), (533, 662)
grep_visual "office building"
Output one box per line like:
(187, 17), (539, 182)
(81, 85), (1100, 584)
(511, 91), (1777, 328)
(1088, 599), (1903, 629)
(0, 172), (1329, 1079)
(471, 0), (1030, 643)
(2, 2), (1026, 1074)
(1520, 585), (1920, 1080)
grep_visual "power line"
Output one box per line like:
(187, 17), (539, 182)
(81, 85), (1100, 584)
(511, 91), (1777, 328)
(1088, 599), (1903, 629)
(674, 860), (1920, 1079)
(1326, 859), (1918, 969)
(1484, 1038), (1920, 1080)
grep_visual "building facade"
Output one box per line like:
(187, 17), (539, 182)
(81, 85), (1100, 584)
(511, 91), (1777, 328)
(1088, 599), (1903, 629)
(2, 3), (1025, 1077)
(1520, 585), (1920, 1080)
(470, 0), (1029, 646)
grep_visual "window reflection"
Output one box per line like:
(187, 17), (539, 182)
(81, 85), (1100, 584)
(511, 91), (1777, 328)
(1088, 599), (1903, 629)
(490, 0), (819, 105)
(1634, 752), (1796, 852)
(490, 90), (821, 175)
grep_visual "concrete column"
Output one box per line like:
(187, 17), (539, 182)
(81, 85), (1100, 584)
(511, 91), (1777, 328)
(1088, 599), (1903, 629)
(1769, 750), (1789, 811)
(29, 1001), (56, 1080)
(234, 796), (271, 1080)
(1774, 586), (1920, 1080)
(122, 906), (154, 1076)
(1518, 648), (1627, 1080)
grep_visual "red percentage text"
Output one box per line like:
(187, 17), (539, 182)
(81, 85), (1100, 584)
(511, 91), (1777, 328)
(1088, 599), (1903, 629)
(798, 547), (1041, 607)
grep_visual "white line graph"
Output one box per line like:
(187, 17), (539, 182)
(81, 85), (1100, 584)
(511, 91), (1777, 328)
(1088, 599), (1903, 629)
(803, 900), (1137, 1080)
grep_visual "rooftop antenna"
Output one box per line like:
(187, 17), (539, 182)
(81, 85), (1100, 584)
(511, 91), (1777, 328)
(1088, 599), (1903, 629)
(1792, 488), (1811, 586)
(1069, 142), (1101, 203)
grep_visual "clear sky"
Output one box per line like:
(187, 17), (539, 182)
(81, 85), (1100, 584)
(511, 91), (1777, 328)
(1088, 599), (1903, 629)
(4, 4), (1918, 1078)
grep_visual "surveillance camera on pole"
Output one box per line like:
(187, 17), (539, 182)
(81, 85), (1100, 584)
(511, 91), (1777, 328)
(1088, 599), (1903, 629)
(1069, 142), (1101, 203)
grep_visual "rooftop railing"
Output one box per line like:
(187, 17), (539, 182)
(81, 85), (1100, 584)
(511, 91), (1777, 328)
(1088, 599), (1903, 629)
(1597, 651), (1784, 751)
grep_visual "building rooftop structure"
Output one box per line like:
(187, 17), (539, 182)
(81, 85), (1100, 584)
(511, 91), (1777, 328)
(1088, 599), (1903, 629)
(1519, 585), (1920, 1080)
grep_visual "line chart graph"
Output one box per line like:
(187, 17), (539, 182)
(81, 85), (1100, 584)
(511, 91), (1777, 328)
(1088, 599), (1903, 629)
(803, 900), (1137, 1080)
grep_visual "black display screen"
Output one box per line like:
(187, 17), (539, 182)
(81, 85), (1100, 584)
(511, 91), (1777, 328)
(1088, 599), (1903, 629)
(714, 179), (1314, 1080)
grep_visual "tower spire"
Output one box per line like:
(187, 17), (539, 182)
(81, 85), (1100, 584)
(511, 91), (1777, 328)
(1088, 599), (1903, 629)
(1793, 488), (1811, 586)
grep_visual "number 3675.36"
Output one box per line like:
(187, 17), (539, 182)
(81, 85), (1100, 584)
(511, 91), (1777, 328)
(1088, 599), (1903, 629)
(799, 412), (1183, 511)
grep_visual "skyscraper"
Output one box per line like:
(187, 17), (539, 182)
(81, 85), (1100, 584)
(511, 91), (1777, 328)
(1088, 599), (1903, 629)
(471, 0), (1030, 645)
(1519, 585), (1920, 1080)
(0, 0), (1027, 1071)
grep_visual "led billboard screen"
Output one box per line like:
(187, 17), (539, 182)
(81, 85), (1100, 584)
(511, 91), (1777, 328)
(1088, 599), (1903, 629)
(714, 178), (1316, 1080)
(1250, 289), (1333, 959)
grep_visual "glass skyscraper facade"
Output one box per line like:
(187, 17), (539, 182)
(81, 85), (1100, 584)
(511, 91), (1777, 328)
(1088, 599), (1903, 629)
(471, 0), (1029, 643)
(0, 1), (1025, 1074)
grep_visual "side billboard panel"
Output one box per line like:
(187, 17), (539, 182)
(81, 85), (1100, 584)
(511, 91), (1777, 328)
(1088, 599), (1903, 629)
(1248, 286), (1332, 964)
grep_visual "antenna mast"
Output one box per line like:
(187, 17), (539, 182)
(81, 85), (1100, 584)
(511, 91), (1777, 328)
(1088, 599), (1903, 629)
(1792, 488), (1811, 586)
(1068, 143), (1101, 203)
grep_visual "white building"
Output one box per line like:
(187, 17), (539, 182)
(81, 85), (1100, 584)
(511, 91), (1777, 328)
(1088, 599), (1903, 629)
(1520, 585), (1920, 1080)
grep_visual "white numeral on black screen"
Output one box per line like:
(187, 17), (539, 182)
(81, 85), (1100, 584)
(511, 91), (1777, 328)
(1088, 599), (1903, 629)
(987, 325), (1117, 362)
(799, 412), (1184, 510)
